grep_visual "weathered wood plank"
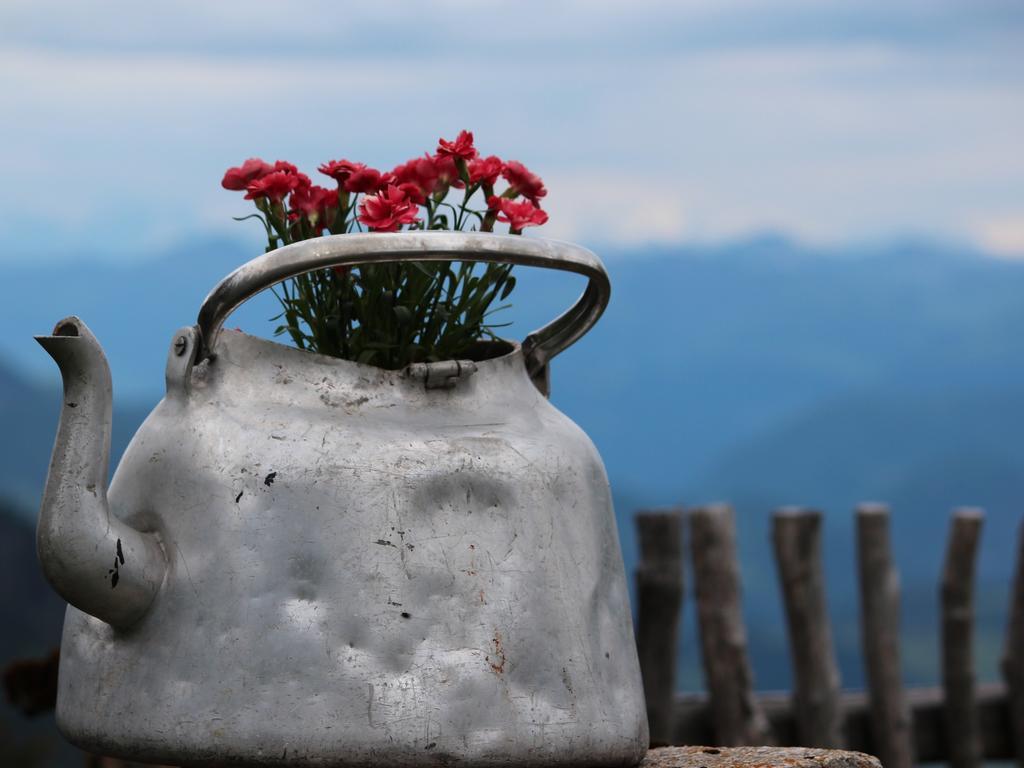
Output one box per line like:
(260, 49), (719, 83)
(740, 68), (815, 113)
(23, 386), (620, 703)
(669, 684), (1014, 759)
(905, 683), (1014, 760)
(635, 509), (685, 747)
(941, 507), (984, 768)
(688, 504), (773, 745)
(855, 503), (914, 768)
(772, 507), (844, 747)
(1004, 517), (1024, 766)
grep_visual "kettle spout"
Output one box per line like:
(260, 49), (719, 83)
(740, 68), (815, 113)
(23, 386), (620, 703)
(35, 317), (165, 629)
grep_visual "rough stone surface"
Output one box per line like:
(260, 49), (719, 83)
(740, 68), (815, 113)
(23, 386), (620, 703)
(639, 746), (882, 768)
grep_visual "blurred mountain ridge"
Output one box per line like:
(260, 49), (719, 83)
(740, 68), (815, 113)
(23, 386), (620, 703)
(2, 231), (1021, 695)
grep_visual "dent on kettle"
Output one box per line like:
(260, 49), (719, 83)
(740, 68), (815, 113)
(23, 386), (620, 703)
(35, 316), (167, 629)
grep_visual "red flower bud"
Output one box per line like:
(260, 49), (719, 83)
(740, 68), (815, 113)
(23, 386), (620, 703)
(290, 184), (337, 219)
(432, 154), (464, 190)
(221, 158), (274, 191)
(357, 184), (422, 232)
(493, 198), (549, 233)
(391, 156), (439, 198)
(318, 159), (362, 184)
(318, 161), (384, 194)
(245, 171), (301, 202)
(397, 182), (427, 206)
(501, 160), (547, 204)
(344, 165), (384, 194)
(315, 186), (339, 215)
(469, 156), (504, 187)
(273, 160), (300, 175)
(437, 130), (478, 161)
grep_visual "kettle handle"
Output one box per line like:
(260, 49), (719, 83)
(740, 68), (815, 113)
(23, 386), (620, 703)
(195, 232), (610, 377)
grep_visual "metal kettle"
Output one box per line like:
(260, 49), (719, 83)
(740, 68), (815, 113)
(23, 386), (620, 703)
(35, 232), (648, 766)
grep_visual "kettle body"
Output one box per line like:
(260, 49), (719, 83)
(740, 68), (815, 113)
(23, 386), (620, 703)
(37, 233), (648, 767)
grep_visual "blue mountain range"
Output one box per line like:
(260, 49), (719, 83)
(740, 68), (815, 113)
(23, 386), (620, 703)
(3, 232), (1022, 696)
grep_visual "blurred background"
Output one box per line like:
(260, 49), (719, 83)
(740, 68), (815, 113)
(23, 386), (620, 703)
(2, 0), (1023, 763)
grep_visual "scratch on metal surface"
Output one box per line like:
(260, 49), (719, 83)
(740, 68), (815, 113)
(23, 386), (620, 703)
(434, 422), (507, 429)
(505, 444), (542, 474)
(175, 542), (200, 599)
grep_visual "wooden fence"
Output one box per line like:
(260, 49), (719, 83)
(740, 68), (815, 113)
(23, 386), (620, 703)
(634, 504), (1024, 766)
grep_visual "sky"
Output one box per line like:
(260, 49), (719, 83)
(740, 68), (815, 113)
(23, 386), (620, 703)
(1, 0), (1023, 262)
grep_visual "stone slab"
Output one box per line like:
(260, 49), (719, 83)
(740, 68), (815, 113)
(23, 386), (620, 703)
(640, 746), (882, 768)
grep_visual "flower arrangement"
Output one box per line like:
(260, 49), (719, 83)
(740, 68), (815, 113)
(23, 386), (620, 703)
(221, 131), (549, 369)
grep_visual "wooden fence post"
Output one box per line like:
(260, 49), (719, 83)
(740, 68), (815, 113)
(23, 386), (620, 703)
(636, 509), (685, 747)
(855, 503), (914, 768)
(772, 507), (844, 747)
(689, 504), (773, 745)
(942, 507), (985, 768)
(1003, 518), (1024, 767)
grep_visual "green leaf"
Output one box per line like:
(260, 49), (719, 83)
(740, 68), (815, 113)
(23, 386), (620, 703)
(500, 276), (517, 300)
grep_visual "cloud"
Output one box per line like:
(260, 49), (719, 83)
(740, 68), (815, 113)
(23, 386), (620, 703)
(971, 214), (1024, 259)
(3, 0), (1021, 59)
(541, 173), (690, 247)
(0, 2), (1022, 259)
